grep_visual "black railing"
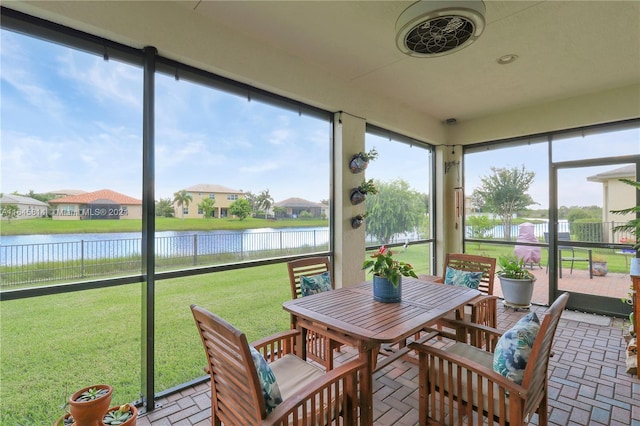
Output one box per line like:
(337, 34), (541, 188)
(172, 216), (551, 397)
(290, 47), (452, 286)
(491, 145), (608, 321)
(465, 220), (635, 244)
(0, 229), (330, 287)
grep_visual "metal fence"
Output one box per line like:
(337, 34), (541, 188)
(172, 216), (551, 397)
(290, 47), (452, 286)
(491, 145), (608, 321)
(465, 220), (635, 243)
(0, 229), (330, 287)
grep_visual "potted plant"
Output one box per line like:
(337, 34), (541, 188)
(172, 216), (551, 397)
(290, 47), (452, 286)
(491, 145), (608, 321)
(611, 178), (639, 324)
(497, 256), (536, 310)
(591, 255), (608, 276)
(349, 147), (378, 173)
(362, 245), (418, 303)
(611, 178), (640, 256)
(68, 384), (113, 426)
(53, 413), (73, 426)
(351, 212), (368, 229)
(350, 179), (378, 205)
(103, 403), (137, 426)
(622, 281), (635, 336)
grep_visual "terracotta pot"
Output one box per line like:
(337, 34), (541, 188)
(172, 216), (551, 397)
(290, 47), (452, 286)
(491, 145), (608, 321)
(102, 404), (137, 426)
(69, 384), (113, 426)
(53, 413), (73, 426)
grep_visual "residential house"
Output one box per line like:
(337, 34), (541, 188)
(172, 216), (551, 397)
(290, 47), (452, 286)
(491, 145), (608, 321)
(587, 165), (637, 243)
(0, 194), (48, 220)
(173, 184), (244, 219)
(274, 197), (328, 219)
(48, 189), (142, 220)
(46, 189), (87, 198)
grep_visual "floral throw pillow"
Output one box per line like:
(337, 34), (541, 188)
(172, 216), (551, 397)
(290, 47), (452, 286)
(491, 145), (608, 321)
(300, 271), (332, 296)
(444, 266), (483, 290)
(492, 312), (540, 384)
(250, 346), (282, 415)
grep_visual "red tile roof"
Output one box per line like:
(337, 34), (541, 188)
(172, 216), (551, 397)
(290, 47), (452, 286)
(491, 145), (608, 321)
(48, 189), (141, 205)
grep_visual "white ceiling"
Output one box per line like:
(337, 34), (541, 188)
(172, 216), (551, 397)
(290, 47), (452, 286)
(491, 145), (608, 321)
(5, 0), (640, 144)
(182, 0), (640, 121)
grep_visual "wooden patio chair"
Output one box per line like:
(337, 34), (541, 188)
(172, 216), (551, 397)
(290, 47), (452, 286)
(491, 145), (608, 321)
(409, 292), (569, 426)
(191, 304), (366, 425)
(428, 253), (498, 343)
(287, 256), (342, 370)
(382, 254), (496, 366)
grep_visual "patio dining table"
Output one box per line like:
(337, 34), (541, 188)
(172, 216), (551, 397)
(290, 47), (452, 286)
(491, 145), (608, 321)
(282, 277), (480, 425)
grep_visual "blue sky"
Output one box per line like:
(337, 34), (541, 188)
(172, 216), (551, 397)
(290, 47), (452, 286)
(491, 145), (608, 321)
(0, 28), (430, 205)
(1, 28), (637, 208)
(1, 29), (334, 203)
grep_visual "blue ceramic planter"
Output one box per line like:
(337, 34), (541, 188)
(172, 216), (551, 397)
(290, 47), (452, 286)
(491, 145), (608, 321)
(373, 275), (401, 303)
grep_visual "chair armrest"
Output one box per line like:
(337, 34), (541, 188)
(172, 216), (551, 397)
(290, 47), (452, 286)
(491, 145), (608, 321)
(466, 294), (498, 307)
(262, 357), (367, 425)
(445, 318), (503, 351)
(408, 340), (526, 396)
(464, 295), (499, 329)
(251, 329), (299, 362)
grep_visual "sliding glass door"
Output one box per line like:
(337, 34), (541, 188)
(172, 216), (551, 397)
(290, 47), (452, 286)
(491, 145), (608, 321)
(550, 125), (638, 316)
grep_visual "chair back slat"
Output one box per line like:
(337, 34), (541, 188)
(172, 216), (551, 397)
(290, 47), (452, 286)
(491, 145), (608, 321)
(286, 256), (338, 370)
(287, 257), (333, 299)
(191, 304), (265, 423)
(520, 293), (569, 418)
(443, 253), (496, 296)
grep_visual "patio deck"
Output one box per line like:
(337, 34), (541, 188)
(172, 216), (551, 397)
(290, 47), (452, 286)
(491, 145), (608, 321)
(136, 298), (639, 426)
(501, 267), (632, 307)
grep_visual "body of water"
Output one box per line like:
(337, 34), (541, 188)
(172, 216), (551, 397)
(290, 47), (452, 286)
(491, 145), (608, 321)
(0, 227), (330, 266)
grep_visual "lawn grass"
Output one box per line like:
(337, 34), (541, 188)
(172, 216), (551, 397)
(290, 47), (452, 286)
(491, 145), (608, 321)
(0, 245), (433, 425)
(0, 217), (329, 236)
(465, 241), (631, 273)
(0, 264), (293, 425)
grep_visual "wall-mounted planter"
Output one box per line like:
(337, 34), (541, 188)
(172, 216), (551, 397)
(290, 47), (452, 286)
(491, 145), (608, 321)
(349, 153), (369, 173)
(348, 148), (378, 174)
(350, 179), (377, 205)
(351, 215), (366, 228)
(350, 189), (367, 205)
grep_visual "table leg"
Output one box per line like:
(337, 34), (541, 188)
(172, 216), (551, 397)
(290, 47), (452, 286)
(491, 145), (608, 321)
(291, 317), (307, 361)
(358, 345), (378, 426)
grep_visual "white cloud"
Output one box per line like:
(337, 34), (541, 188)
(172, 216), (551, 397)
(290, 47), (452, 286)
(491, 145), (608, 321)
(57, 51), (141, 110)
(239, 161), (279, 174)
(268, 128), (291, 145)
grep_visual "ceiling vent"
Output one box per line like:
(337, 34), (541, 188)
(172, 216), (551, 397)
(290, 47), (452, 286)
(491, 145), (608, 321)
(396, 0), (486, 58)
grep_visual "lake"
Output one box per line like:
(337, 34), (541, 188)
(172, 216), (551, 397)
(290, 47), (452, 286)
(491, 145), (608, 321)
(0, 227), (330, 265)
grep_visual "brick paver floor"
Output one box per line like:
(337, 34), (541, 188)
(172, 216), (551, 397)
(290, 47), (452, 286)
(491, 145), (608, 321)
(136, 302), (639, 426)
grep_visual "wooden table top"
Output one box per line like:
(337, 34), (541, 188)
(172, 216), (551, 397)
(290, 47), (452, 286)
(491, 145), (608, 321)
(283, 278), (480, 344)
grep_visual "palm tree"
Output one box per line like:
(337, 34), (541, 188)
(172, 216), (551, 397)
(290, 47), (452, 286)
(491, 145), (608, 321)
(258, 189), (274, 219)
(172, 189), (193, 221)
